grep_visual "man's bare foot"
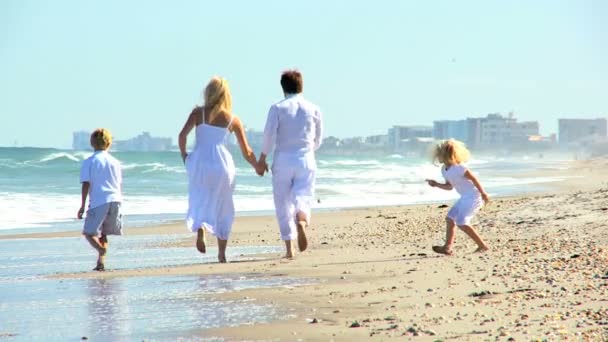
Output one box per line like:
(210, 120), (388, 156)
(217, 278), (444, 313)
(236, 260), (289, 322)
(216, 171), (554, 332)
(474, 246), (489, 253)
(432, 245), (453, 256)
(196, 228), (206, 253)
(218, 255), (227, 263)
(284, 240), (295, 259)
(296, 221), (308, 252)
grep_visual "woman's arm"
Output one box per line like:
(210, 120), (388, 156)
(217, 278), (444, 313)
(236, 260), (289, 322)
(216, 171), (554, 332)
(464, 169), (489, 203)
(230, 116), (258, 168)
(178, 108), (199, 163)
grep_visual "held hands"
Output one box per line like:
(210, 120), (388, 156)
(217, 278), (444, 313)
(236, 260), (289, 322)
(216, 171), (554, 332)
(255, 160), (269, 177)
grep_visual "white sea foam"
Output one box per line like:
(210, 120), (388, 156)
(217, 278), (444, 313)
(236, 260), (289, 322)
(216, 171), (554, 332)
(38, 152), (81, 163)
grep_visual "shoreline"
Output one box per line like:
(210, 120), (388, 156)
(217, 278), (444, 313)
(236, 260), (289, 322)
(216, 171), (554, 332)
(3, 158), (608, 340)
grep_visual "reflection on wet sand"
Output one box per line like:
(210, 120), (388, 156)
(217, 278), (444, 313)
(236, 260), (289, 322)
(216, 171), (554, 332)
(0, 275), (313, 341)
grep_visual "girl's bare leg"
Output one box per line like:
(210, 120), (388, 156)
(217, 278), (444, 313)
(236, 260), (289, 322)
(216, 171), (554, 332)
(445, 218), (456, 248)
(433, 218), (455, 255)
(459, 225), (489, 252)
(217, 238), (227, 263)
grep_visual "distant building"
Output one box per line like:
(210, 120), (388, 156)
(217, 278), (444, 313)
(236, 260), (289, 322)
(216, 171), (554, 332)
(72, 131), (91, 150)
(113, 132), (172, 152)
(433, 120), (468, 142)
(341, 136), (365, 147)
(365, 134), (388, 147)
(388, 125), (432, 150)
(479, 113), (539, 146)
(558, 118), (607, 144)
(322, 136), (341, 148)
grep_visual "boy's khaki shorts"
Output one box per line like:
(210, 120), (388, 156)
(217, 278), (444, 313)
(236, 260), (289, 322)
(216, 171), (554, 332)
(83, 202), (123, 236)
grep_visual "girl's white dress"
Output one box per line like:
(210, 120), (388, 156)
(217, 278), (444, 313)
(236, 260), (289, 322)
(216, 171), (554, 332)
(441, 164), (483, 226)
(185, 118), (235, 240)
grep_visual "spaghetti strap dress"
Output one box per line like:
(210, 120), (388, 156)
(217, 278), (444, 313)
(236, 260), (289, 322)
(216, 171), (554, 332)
(185, 114), (235, 240)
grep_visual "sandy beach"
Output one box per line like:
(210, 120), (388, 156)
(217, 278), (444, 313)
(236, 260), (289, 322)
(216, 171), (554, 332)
(4, 158), (608, 341)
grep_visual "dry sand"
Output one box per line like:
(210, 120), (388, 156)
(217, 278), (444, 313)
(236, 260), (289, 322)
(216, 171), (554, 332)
(8, 158), (608, 341)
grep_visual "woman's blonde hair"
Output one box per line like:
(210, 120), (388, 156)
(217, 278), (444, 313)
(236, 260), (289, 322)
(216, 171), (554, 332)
(203, 76), (232, 122)
(432, 139), (470, 165)
(90, 128), (112, 150)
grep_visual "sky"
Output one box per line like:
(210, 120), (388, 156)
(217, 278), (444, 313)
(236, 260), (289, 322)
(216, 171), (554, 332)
(1, 0), (606, 148)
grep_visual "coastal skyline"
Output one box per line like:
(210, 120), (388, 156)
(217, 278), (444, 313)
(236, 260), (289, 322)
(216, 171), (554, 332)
(1, 0), (607, 148)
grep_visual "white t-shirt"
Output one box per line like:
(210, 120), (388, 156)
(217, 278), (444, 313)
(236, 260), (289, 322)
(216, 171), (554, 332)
(441, 164), (480, 198)
(80, 150), (122, 209)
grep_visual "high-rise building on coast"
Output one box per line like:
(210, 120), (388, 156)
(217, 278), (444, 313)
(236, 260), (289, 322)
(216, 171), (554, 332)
(72, 131), (91, 150)
(558, 118), (607, 144)
(72, 131), (173, 151)
(433, 113), (539, 149)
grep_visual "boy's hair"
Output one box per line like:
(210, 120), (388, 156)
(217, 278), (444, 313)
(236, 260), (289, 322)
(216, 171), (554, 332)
(280, 70), (303, 94)
(432, 139), (470, 165)
(90, 128), (112, 150)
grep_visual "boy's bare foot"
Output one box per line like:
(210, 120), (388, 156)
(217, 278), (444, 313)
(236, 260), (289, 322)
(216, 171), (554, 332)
(93, 262), (105, 271)
(432, 245), (453, 256)
(99, 235), (108, 249)
(474, 246), (489, 253)
(196, 228), (206, 253)
(296, 221), (308, 252)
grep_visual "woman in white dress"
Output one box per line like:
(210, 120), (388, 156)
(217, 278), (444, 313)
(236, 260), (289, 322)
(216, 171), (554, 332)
(178, 76), (258, 263)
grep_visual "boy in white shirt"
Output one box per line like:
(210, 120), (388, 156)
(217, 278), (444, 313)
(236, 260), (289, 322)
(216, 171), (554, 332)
(77, 128), (123, 271)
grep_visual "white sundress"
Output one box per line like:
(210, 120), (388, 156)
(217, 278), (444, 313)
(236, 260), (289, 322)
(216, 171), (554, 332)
(185, 117), (236, 240)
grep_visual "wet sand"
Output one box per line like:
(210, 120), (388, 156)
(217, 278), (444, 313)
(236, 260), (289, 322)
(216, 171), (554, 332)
(4, 157), (608, 340)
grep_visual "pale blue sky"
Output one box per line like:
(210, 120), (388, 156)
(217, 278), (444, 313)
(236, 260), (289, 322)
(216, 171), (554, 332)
(1, 0), (606, 148)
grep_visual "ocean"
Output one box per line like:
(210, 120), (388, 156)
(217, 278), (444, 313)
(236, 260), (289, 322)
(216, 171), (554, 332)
(0, 147), (572, 234)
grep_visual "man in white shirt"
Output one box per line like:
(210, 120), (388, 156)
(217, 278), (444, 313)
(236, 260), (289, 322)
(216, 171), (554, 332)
(257, 70), (323, 259)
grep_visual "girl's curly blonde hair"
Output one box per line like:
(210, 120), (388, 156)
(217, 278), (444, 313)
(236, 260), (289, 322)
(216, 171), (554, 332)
(90, 128), (112, 150)
(432, 139), (470, 165)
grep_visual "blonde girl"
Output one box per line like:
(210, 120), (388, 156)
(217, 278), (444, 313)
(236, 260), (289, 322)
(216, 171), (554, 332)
(425, 139), (489, 255)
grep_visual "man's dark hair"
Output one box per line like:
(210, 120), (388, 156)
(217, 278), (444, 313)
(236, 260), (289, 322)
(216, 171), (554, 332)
(280, 70), (303, 94)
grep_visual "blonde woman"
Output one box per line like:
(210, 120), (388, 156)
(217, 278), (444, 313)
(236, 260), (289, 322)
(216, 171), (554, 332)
(425, 139), (490, 255)
(178, 76), (258, 263)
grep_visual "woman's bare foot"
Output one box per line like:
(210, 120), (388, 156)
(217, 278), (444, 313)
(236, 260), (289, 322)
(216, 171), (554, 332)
(432, 245), (453, 256)
(296, 221), (308, 252)
(218, 255), (227, 263)
(196, 228), (206, 253)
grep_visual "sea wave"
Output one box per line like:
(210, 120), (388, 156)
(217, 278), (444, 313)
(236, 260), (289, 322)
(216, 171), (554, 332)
(318, 159), (381, 167)
(38, 152), (82, 163)
(122, 162), (185, 174)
